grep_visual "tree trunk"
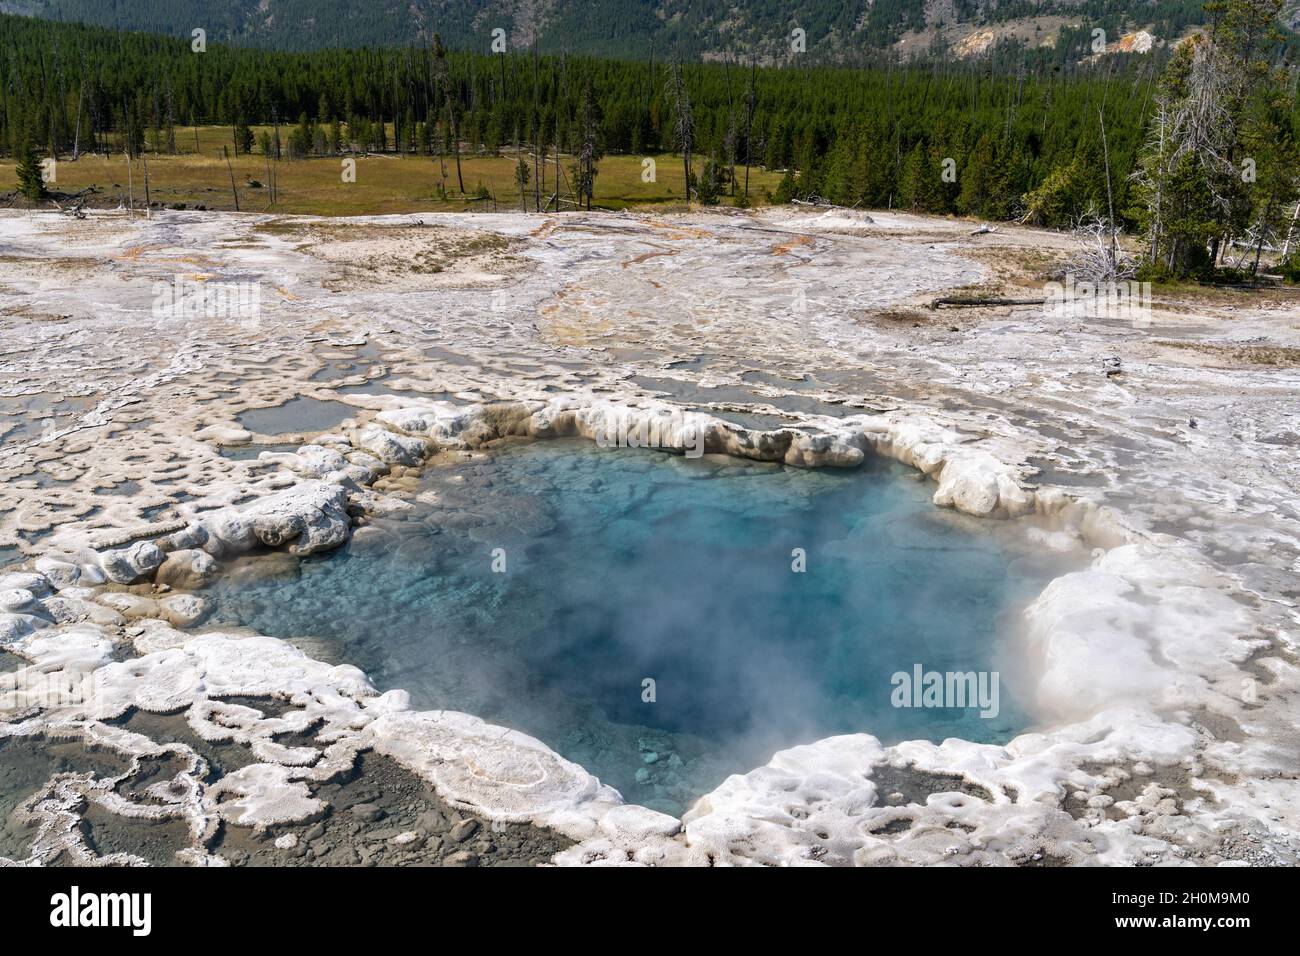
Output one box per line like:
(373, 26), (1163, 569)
(126, 150), (134, 221)
(1281, 201), (1300, 260)
(453, 119), (464, 193)
(1149, 113), (1166, 265)
(1098, 108), (1117, 271)
(223, 145), (240, 212)
(72, 84), (83, 160)
(533, 45), (541, 212)
(743, 59), (756, 200)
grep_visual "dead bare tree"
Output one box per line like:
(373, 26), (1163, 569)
(1131, 2), (1292, 275)
(574, 79), (600, 210)
(723, 54), (738, 197)
(433, 34), (464, 194)
(532, 43), (542, 213)
(71, 82), (84, 160)
(142, 151), (151, 218)
(743, 56), (757, 201)
(222, 145), (240, 212)
(125, 148), (134, 221)
(667, 60), (694, 205)
(1098, 107), (1119, 268)
(1131, 37), (1238, 273)
(1067, 213), (1138, 283)
(1282, 200), (1300, 259)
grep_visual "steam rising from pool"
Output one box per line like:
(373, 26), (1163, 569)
(208, 439), (1070, 815)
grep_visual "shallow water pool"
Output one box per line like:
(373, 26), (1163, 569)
(234, 397), (353, 436)
(208, 439), (1072, 814)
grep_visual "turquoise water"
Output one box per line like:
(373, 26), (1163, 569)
(208, 439), (1070, 814)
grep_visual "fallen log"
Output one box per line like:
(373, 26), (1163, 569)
(929, 296), (1046, 309)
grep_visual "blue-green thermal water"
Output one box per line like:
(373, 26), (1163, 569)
(208, 439), (1072, 815)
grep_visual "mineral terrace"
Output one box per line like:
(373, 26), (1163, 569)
(1, 206), (1298, 866)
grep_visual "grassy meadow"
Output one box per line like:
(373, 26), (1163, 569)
(0, 125), (784, 217)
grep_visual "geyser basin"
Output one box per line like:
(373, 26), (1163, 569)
(208, 439), (1073, 815)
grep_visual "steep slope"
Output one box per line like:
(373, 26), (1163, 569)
(0, 0), (1289, 59)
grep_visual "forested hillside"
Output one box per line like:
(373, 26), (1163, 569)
(2, 0), (1283, 60)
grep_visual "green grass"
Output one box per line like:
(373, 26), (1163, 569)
(1, 126), (783, 217)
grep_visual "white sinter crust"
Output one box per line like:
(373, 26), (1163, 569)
(2, 395), (1294, 867)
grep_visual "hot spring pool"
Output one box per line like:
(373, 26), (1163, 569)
(208, 439), (1075, 815)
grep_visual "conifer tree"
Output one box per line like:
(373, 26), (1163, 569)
(1132, 0), (1296, 277)
(15, 137), (46, 202)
